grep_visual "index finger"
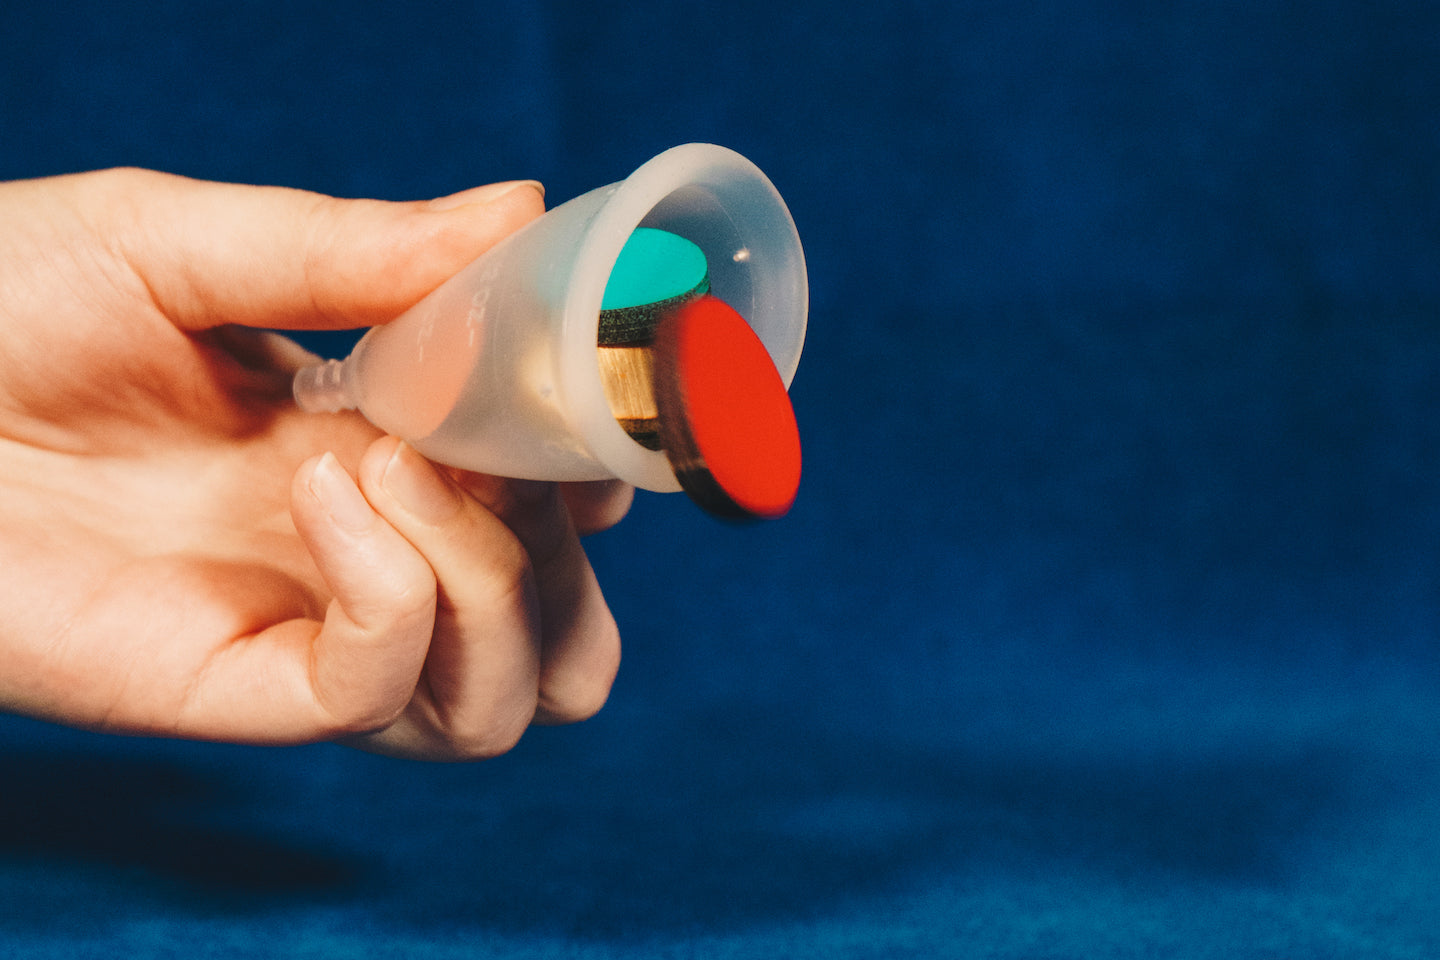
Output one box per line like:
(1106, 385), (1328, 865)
(74, 168), (546, 331)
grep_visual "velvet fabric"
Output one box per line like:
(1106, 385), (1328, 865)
(3, 1), (1439, 955)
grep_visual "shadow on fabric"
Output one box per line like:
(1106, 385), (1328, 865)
(0, 749), (363, 912)
(0, 707), (1373, 938)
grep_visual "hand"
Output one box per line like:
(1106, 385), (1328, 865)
(0, 168), (629, 760)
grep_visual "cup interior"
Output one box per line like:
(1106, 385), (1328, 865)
(561, 145), (809, 491)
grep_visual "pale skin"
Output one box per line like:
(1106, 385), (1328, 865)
(0, 168), (629, 761)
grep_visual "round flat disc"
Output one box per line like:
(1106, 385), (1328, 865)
(654, 295), (801, 520)
(599, 228), (710, 345)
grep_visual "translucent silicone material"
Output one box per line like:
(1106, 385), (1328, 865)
(292, 143), (808, 492)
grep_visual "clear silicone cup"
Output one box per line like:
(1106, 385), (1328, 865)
(292, 143), (808, 492)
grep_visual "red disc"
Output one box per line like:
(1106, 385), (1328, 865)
(655, 296), (801, 519)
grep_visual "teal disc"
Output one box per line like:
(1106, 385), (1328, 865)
(599, 228), (710, 344)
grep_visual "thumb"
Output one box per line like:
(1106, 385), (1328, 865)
(87, 168), (545, 331)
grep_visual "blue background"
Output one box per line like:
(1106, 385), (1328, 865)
(4, 1), (1440, 956)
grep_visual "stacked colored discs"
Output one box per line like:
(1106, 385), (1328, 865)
(597, 228), (801, 520)
(599, 228), (711, 345)
(597, 228), (711, 450)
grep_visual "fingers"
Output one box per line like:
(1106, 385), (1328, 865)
(72, 167), (545, 331)
(185, 439), (622, 759)
(346, 437), (543, 759)
(444, 468), (623, 727)
(356, 438), (620, 755)
(287, 452), (439, 732)
(168, 451), (443, 746)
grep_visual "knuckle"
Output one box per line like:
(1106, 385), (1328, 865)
(300, 196), (351, 321)
(444, 704), (534, 761)
(540, 620), (622, 724)
(320, 693), (409, 740)
(461, 534), (535, 616)
(351, 569), (438, 637)
(541, 684), (611, 725)
(393, 577), (441, 624)
(86, 166), (157, 199)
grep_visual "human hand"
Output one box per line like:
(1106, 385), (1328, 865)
(0, 169), (629, 760)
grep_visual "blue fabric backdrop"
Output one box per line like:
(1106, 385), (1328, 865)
(3, 1), (1440, 956)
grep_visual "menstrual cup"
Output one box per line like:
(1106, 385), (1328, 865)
(292, 143), (807, 494)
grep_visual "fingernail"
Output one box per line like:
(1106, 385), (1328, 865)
(427, 180), (544, 211)
(382, 441), (462, 525)
(310, 452), (375, 534)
